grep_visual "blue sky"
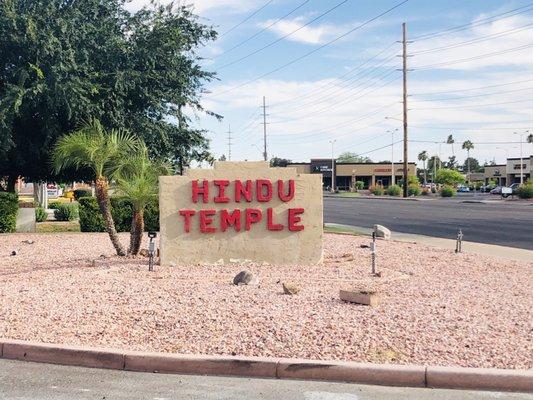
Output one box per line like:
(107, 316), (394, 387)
(128, 0), (533, 166)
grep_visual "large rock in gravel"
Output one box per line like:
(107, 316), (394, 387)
(373, 224), (391, 240)
(233, 270), (259, 286)
(282, 282), (300, 295)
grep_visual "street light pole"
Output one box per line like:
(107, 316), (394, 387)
(514, 132), (524, 185)
(387, 128), (398, 186)
(329, 139), (336, 193)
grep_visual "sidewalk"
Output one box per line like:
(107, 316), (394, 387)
(325, 223), (533, 263)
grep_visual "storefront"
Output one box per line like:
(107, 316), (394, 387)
(287, 159), (417, 190)
(506, 156), (531, 184)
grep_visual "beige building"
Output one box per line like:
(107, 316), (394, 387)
(468, 155), (532, 185)
(287, 159), (417, 189)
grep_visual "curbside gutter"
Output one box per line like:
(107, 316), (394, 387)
(0, 339), (531, 393)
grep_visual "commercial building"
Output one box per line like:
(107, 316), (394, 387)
(467, 155), (532, 185)
(287, 159), (417, 190)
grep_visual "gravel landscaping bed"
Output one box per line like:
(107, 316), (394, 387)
(0, 232), (531, 369)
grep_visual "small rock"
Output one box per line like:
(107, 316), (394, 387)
(99, 254), (107, 259)
(233, 270), (259, 286)
(10, 250), (17, 256)
(139, 249), (149, 257)
(373, 224), (391, 240)
(282, 282), (300, 295)
(22, 240), (34, 244)
(360, 244), (370, 248)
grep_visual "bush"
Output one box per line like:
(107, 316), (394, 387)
(431, 186), (437, 194)
(435, 169), (465, 186)
(35, 206), (48, 222)
(0, 192), (19, 233)
(517, 182), (533, 199)
(421, 187), (429, 196)
(48, 201), (62, 209)
(370, 185), (384, 196)
(355, 181), (364, 190)
(54, 203), (79, 221)
(387, 184), (401, 196)
(408, 184), (421, 196)
(440, 185), (456, 197)
(78, 196), (159, 232)
(73, 188), (92, 200)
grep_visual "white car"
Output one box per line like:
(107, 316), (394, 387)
(457, 185), (470, 192)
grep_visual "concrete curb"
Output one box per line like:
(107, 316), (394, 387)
(0, 339), (531, 393)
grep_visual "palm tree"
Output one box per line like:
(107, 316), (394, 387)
(115, 146), (170, 255)
(418, 150), (428, 184)
(447, 134), (455, 159)
(52, 119), (141, 256)
(462, 140), (474, 179)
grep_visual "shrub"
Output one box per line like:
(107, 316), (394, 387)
(517, 182), (533, 199)
(355, 181), (364, 190)
(387, 184), (401, 196)
(0, 192), (19, 233)
(73, 188), (92, 200)
(370, 185), (384, 196)
(440, 185), (456, 197)
(54, 203), (79, 221)
(408, 184), (421, 196)
(48, 201), (62, 209)
(421, 187), (429, 196)
(407, 175), (419, 185)
(431, 186), (437, 194)
(78, 197), (106, 232)
(78, 196), (159, 232)
(35, 206), (48, 222)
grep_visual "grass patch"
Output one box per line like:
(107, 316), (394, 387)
(324, 225), (363, 235)
(36, 221), (81, 233)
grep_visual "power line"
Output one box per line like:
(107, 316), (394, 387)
(227, 124), (233, 161)
(411, 78), (533, 96)
(411, 3), (533, 41)
(411, 86), (533, 102)
(216, 0), (350, 70)
(210, 0), (410, 97)
(218, 0), (274, 38)
(411, 23), (533, 55)
(214, 0), (311, 59)
(411, 98), (533, 110)
(412, 43), (533, 70)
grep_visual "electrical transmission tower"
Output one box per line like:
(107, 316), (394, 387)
(227, 124), (232, 161)
(261, 96), (268, 161)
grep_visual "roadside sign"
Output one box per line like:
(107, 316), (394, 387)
(502, 187), (512, 194)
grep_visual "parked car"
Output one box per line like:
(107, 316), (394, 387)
(502, 183), (520, 198)
(480, 184), (496, 193)
(490, 186), (502, 195)
(457, 185), (470, 192)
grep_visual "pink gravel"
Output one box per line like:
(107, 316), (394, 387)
(0, 232), (531, 369)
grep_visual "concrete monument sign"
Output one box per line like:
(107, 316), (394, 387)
(159, 161), (323, 265)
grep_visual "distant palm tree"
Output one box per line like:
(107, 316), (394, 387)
(528, 133), (533, 143)
(418, 150), (428, 184)
(115, 146), (171, 255)
(53, 119), (141, 256)
(447, 134), (455, 159)
(462, 140), (474, 178)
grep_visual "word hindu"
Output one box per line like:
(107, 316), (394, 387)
(178, 179), (305, 233)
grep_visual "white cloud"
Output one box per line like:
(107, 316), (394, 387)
(260, 16), (346, 45)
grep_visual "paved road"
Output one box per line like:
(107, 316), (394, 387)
(324, 197), (533, 250)
(1, 359), (531, 400)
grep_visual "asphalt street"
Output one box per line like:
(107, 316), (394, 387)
(1, 359), (532, 400)
(324, 196), (533, 250)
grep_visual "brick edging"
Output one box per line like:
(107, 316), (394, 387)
(0, 339), (531, 393)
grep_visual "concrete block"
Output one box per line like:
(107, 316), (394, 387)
(124, 351), (278, 378)
(426, 366), (533, 392)
(16, 208), (36, 233)
(277, 358), (426, 387)
(340, 290), (381, 306)
(1, 339), (124, 370)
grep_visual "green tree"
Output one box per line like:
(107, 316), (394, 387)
(527, 133), (533, 143)
(446, 155), (457, 169)
(447, 134), (455, 156)
(0, 0), (218, 189)
(337, 152), (372, 163)
(270, 157), (292, 167)
(462, 140), (474, 177)
(52, 119), (142, 256)
(417, 151), (428, 184)
(115, 146), (170, 255)
(428, 155), (441, 182)
(463, 157), (481, 173)
(435, 169), (466, 186)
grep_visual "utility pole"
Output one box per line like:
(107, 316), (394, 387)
(401, 22), (409, 198)
(262, 96), (268, 162)
(387, 128), (398, 186)
(329, 139), (337, 192)
(227, 124), (232, 161)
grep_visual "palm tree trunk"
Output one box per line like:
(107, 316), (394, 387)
(423, 160), (427, 184)
(129, 208), (144, 255)
(95, 176), (126, 256)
